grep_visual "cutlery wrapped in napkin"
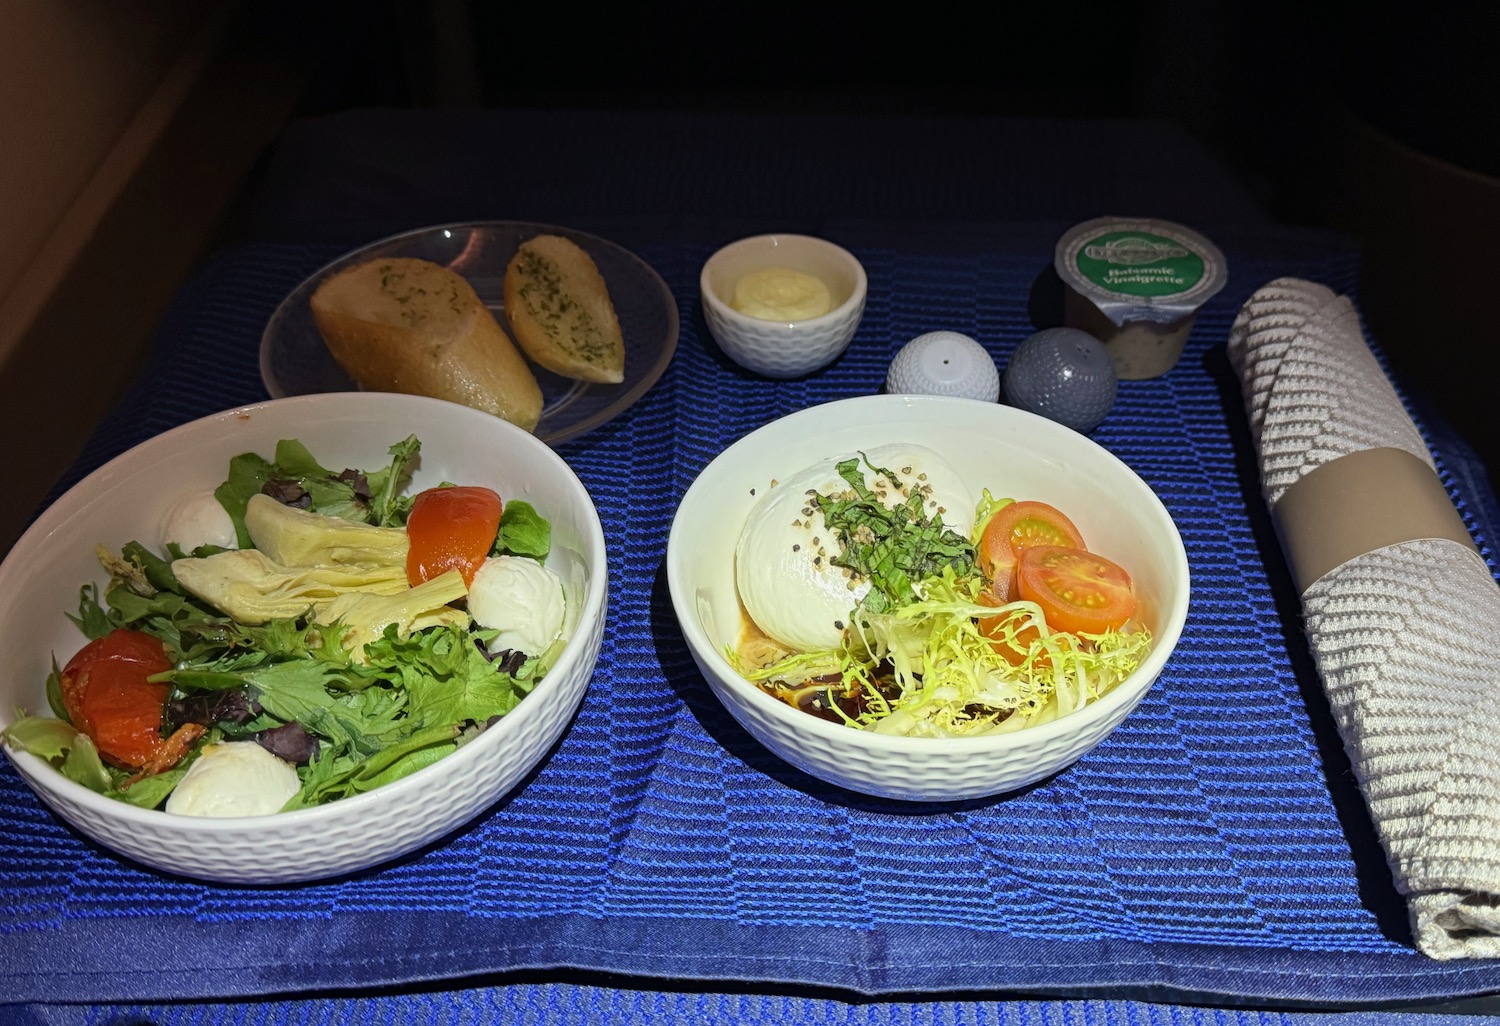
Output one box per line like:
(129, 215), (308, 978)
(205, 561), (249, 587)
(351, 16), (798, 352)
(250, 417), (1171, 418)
(1228, 277), (1500, 960)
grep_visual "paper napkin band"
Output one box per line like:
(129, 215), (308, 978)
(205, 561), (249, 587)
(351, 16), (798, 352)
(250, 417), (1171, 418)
(1273, 446), (1479, 593)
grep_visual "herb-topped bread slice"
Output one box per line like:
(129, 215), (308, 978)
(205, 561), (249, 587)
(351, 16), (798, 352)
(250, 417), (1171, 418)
(310, 257), (543, 432)
(503, 235), (626, 383)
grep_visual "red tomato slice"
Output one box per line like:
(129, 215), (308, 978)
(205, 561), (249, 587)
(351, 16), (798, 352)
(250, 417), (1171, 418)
(60, 629), (174, 769)
(1015, 545), (1136, 635)
(976, 589), (1043, 667)
(405, 486), (503, 588)
(979, 501), (1086, 601)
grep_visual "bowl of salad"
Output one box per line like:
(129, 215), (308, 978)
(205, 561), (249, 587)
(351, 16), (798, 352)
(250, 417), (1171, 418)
(0, 393), (607, 883)
(666, 393), (1189, 802)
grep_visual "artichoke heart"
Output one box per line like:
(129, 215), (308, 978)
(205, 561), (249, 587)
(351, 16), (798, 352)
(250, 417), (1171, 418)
(245, 493), (408, 568)
(173, 548), (410, 625)
(319, 571), (470, 657)
(175, 499), (473, 663)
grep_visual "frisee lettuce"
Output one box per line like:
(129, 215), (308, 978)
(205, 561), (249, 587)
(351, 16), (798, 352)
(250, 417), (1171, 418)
(737, 567), (1150, 739)
(971, 488), (1014, 543)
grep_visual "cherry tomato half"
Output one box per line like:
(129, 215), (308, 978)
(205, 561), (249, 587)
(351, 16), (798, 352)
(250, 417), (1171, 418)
(1015, 545), (1136, 635)
(405, 486), (503, 588)
(976, 590), (1043, 667)
(979, 501), (1086, 601)
(60, 629), (174, 769)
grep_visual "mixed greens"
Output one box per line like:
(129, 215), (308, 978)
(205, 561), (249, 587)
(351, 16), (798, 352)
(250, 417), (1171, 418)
(1, 436), (561, 813)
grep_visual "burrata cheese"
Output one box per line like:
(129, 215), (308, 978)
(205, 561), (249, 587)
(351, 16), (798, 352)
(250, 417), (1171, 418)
(735, 443), (975, 653)
(165, 741), (301, 817)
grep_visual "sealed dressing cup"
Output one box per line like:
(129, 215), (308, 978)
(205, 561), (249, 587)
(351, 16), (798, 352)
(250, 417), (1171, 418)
(1055, 216), (1227, 379)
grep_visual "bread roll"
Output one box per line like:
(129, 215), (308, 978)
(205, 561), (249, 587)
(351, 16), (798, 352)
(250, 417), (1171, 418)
(310, 257), (543, 432)
(503, 235), (626, 383)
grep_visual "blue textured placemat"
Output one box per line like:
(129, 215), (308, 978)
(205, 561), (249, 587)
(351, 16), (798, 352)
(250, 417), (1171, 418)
(9, 990), (1500, 1026)
(3, 231), (1499, 1010)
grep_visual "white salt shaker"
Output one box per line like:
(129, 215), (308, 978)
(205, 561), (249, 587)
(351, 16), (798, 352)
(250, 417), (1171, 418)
(886, 331), (1000, 401)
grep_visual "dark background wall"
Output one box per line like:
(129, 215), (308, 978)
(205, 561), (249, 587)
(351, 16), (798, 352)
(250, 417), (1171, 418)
(266, 0), (1497, 480)
(3, 0), (1493, 560)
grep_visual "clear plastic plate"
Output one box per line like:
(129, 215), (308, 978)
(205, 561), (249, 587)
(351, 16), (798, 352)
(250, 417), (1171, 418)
(260, 221), (679, 445)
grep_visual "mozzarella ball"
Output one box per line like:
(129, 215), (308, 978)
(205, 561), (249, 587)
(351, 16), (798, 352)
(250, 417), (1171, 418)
(165, 742), (300, 817)
(735, 443), (975, 653)
(160, 489), (237, 552)
(468, 555), (566, 656)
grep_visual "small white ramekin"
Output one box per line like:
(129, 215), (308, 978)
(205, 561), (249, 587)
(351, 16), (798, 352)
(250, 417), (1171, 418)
(700, 233), (867, 379)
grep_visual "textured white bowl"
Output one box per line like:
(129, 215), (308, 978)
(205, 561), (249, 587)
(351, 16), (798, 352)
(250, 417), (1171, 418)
(0, 393), (607, 883)
(700, 233), (867, 378)
(666, 394), (1189, 802)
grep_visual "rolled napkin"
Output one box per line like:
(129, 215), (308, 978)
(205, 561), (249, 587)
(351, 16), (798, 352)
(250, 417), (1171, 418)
(1228, 277), (1500, 960)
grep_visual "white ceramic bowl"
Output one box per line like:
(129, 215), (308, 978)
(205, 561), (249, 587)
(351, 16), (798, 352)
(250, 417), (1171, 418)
(700, 233), (867, 378)
(666, 394), (1189, 802)
(0, 393), (608, 883)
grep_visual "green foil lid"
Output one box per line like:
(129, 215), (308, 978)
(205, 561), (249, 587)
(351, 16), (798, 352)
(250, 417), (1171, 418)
(1055, 216), (1227, 326)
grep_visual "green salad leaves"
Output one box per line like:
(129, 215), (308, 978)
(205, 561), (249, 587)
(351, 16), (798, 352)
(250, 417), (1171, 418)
(216, 435), (421, 547)
(2, 435), (556, 813)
